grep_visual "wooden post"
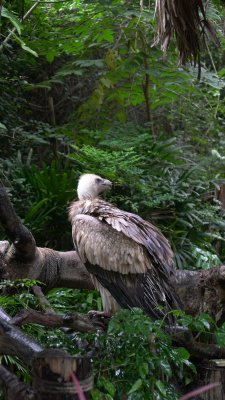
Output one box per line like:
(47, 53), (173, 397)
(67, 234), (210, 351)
(32, 349), (93, 400)
(197, 359), (225, 400)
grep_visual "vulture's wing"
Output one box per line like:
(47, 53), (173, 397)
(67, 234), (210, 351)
(72, 213), (179, 320)
(84, 199), (174, 278)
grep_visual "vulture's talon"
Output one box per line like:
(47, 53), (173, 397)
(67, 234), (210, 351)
(87, 310), (110, 330)
(88, 310), (110, 319)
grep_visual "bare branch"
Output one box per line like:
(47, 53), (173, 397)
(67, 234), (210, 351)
(11, 308), (98, 333)
(0, 308), (43, 362)
(0, 364), (36, 400)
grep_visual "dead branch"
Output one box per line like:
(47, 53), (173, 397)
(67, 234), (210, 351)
(0, 308), (94, 399)
(0, 307), (43, 362)
(0, 364), (35, 400)
(10, 308), (97, 333)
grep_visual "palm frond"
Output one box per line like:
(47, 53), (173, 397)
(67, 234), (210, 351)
(154, 0), (219, 64)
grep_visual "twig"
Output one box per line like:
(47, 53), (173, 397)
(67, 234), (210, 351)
(32, 285), (55, 314)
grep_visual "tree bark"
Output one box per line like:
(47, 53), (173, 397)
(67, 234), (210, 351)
(10, 308), (97, 333)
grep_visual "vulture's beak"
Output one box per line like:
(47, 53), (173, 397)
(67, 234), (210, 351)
(102, 179), (112, 191)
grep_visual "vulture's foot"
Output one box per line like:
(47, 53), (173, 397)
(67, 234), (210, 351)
(88, 310), (110, 329)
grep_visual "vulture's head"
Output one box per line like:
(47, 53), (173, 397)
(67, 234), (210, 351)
(77, 174), (112, 200)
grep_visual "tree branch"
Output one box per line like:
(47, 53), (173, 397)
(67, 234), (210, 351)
(0, 364), (35, 400)
(11, 308), (98, 333)
(173, 330), (225, 360)
(0, 308), (43, 362)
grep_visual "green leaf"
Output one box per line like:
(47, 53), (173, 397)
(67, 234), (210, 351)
(0, 123), (7, 131)
(104, 381), (116, 397)
(91, 388), (103, 400)
(175, 347), (190, 360)
(46, 51), (57, 63)
(97, 297), (102, 311)
(96, 29), (114, 43)
(138, 362), (149, 378)
(155, 380), (167, 396)
(74, 59), (104, 68)
(159, 359), (172, 377)
(128, 379), (143, 395)
(21, 44), (38, 57)
(86, 293), (93, 304)
(2, 6), (21, 34)
(13, 33), (38, 57)
(216, 323), (225, 347)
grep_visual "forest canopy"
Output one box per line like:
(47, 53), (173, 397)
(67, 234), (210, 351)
(1, 0), (225, 399)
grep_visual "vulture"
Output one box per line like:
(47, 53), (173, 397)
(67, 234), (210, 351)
(69, 173), (180, 321)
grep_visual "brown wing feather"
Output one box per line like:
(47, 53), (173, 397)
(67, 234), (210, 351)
(85, 261), (178, 321)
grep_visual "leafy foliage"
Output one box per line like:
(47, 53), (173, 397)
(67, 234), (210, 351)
(91, 309), (195, 400)
(2, 155), (75, 248)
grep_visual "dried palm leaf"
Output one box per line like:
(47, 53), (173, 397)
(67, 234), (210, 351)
(154, 0), (219, 65)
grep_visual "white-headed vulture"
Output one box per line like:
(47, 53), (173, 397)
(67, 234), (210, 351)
(69, 174), (180, 320)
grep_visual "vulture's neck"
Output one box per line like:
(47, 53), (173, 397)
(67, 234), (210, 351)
(79, 194), (97, 201)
